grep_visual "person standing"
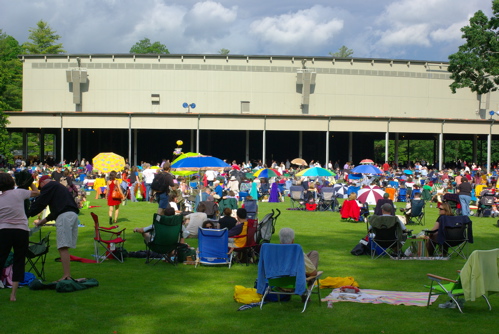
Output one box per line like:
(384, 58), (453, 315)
(153, 163), (177, 215)
(28, 175), (79, 283)
(107, 171), (124, 224)
(142, 164), (156, 202)
(0, 173), (39, 301)
(457, 177), (472, 216)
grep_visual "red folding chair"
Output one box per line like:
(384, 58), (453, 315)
(91, 212), (126, 263)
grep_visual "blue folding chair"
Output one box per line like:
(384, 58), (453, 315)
(196, 228), (232, 268)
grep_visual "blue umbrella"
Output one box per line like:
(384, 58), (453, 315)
(404, 169), (413, 175)
(351, 164), (383, 174)
(171, 156), (230, 171)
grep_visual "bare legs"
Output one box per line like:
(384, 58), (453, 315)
(10, 282), (19, 301)
(58, 247), (71, 281)
(108, 204), (120, 223)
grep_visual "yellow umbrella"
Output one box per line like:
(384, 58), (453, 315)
(92, 152), (126, 173)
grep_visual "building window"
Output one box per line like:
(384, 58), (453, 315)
(151, 94), (160, 105)
(241, 101), (250, 113)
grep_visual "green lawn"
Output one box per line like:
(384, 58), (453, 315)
(3, 198), (498, 334)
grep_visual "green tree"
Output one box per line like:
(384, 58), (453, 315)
(130, 38), (169, 54)
(218, 48), (230, 55)
(0, 30), (23, 164)
(329, 45), (354, 58)
(23, 20), (65, 54)
(448, 0), (499, 94)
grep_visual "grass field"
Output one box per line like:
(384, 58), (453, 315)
(3, 197), (498, 334)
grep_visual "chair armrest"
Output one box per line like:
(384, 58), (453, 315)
(427, 273), (458, 283)
(306, 271), (323, 282)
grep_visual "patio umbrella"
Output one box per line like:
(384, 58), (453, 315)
(170, 155), (230, 171)
(253, 168), (281, 178)
(404, 169), (413, 175)
(351, 164), (383, 174)
(332, 183), (348, 198)
(296, 167), (336, 177)
(291, 158), (307, 166)
(357, 186), (385, 205)
(171, 152), (202, 165)
(92, 152), (126, 173)
(360, 159), (374, 164)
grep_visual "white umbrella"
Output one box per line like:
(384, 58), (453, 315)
(332, 183), (348, 199)
(357, 186), (385, 205)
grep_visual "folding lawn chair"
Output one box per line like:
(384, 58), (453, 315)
(289, 186), (305, 210)
(318, 187), (336, 211)
(195, 227), (232, 268)
(91, 212), (127, 263)
(243, 199), (258, 220)
(145, 213), (183, 265)
(425, 215), (473, 259)
(25, 230), (51, 280)
(257, 243), (323, 313)
(368, 215), (405, 259)
(426, 248), (499, 313)
(231, 219), (259, 265)
(407, 199), (425, 225)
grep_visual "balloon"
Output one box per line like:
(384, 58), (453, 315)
(176, 140), (183, 146)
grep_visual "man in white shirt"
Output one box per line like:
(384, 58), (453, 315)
(142, 164), (156, 202)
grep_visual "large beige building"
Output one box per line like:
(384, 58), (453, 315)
(7, 54), (499, 168)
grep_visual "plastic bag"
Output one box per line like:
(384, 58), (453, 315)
(233, 285), (262, 304)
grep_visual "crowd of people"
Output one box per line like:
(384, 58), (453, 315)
(1, 155), (498, 301)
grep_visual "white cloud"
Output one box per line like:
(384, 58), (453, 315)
(377, 23), (431, 47)
(430, 20), (468, 42)
(250, 5), (343, 53)
(184, 1), (238, 40)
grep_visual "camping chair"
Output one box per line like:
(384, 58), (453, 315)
(426, 248), (499, 313)
(289, 186), (305, 210)
(257, 243), (323, 313)
(443, 193), (461, 215)
(407, 199), (425, 225)
(243, 199), (258, 220)
(318, 187), (336, 211)
(340, 200), (361, 221)
(368, 215), (405, 259)
(398, 187), (407, 202)
(91, 212), (127, 263)
(425, 215), (473, 259)
(195, 227), (232, 268)
(145, 213), (183, 265)
(25, 230), (51, 280)
(231, 219), (259, 265)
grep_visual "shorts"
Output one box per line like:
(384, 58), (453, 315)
(156, 192), (170, 209)
(55, 211), (79, 249)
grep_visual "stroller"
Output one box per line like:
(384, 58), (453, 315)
(256, 209), (281, 244)
(443, 193), (461, 215)
(477, 189), (496, 217)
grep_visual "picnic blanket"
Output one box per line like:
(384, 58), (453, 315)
(322, 288), (437, 308)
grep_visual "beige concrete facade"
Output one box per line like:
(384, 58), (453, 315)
(6, 54), (499, 168)
(8, 54), (499, 133)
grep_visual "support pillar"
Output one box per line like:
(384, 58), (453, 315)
(299, 131), (303, 158)
(348, 132), (353, 162)
(262, 118), (267, 166)
(394, 133), (399, 167)
(473, 135), (478, 164)
(245, 130), (250, 163)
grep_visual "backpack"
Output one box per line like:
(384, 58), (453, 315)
(151, 173), (169, 193)
(60, 176), (68, 187)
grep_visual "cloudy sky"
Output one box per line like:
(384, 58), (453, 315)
(0, 0), (493, 62)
